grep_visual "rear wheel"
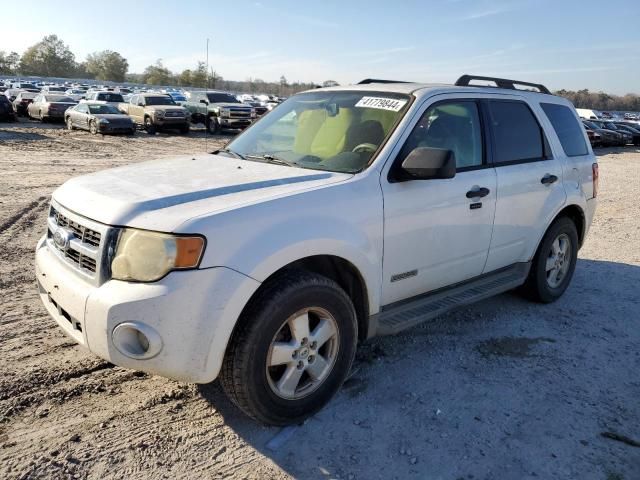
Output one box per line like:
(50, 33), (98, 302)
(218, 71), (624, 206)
(66, 117), (74, 131)
(220, 270), (358, 425)
(89, 120), (98, 135)
(521, 217), (578, 303)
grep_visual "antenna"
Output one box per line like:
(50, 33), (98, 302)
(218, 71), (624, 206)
(204, 37), (209, 152)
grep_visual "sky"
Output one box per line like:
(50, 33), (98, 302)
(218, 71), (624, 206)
(1, 0), (639, 94)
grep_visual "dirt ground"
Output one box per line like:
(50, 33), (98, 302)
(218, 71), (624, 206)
(1, 119), (639, 480)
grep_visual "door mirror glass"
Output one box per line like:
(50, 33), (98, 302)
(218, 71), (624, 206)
(137, 101), (144, 107)
(199, 99), (209, 105)
(400, 147), (456, 180)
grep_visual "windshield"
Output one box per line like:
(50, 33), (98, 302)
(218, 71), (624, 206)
(145, 95), (176, 105)
(88, 104), (121, 114)
(206, 93), (240, 104)
(48, 87), (66, 92)
(226, 91), (411, 173)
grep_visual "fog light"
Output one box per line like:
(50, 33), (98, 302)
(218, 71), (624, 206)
(112, 322), (162, 359)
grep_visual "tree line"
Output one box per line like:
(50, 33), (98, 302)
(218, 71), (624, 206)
(1, 35), (639, 106)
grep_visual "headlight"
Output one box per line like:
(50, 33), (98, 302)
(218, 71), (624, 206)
(155, 110), (165, 117)
(111, 229), (205, 282)
(250, 109), (257, 118)
(98, 118), (110, 124)
(220, 109), (230, 118)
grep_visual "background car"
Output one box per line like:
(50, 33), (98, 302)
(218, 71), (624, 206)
(12, 91), (37, 116)
(0, 95), (16, 121)
(27, 94), (77, 121)
(65, 102), (135, 135)
(582, 120), (624, 146)
(613, 123), (640, 145)
(584, 127), (602, 148)
(83, 91), (125, 105)
(65, 88), (88, 102)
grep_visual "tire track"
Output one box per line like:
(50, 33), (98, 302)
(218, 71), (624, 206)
(0, 195), (48, 236)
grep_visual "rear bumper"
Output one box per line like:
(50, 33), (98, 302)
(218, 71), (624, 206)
(35, 235), (261, 383)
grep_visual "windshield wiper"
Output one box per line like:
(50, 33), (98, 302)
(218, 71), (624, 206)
(244, 154), (296, 167)
(213, 148), (246, 160)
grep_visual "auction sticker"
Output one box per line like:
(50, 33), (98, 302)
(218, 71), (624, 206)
(355, 96), (407, 112)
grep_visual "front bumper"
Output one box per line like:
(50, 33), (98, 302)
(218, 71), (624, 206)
(35, 236), (260, 383)
(219, 117), (252, 129)
(98, 123), (135, 134)
(155, 116), (188, 127)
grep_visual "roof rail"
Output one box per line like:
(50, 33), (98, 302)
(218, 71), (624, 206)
(454, 74), (551, 95)
(358, 78), (411, 85)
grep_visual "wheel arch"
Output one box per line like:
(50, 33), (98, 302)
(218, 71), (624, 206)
(555, 204), (586, 248)
(241, 255), (371, 342)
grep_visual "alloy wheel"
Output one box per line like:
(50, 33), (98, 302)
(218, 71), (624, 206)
(266, 307), (340, 400)
(545, 233), (572, 288)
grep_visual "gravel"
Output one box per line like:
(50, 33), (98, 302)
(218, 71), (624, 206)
(1, 119), (639, 479)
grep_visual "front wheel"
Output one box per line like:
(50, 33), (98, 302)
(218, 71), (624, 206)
(220, 271), (358, 425)
(521, 217), (578, 303)
(206, 116), (220, 134)
(66, 117), (74, 131)
(144, 116), (156, 134)
(89, 120), (98, 135)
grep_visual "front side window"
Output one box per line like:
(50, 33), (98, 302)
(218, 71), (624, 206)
(226, 90), (411, 173)
(397, 101), (483, 170)
(540, 103), (588, 157)
(488, 100), (545, 163)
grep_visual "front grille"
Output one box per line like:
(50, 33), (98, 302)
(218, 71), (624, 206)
(51, 206), (101, 246)
(46, 202), (115, 284)
(164, 111), (184, 117)
(227, 108), (251, 119)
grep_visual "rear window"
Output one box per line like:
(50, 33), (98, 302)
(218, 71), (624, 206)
(97, 93), (124, 103)
(540, 103), (588, 157)
(488, 100), (544, 163)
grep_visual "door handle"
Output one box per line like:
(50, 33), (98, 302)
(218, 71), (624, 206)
(541, 174), (558, 185)
(466, 187), (490, 199)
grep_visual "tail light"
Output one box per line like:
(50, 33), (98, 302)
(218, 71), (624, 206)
(592, 163), (599, 198)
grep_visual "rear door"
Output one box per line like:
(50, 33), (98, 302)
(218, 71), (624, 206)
(482, 97), (566, 273)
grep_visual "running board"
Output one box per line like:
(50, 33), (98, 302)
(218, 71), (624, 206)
(372, 263), (530, 337)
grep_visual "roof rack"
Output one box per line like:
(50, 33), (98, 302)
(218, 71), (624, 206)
(358, 78), (411, 85)
(454, 74), (551, 95)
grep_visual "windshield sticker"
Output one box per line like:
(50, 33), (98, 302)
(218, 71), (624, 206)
(355, 96), (407, 112)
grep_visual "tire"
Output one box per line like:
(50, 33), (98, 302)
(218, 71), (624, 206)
(89, 121), (98, 135)
(66, 117), (74, 131)
(206, 116), (220, 134)
(521, 217), (578, 303)
(144, 116), (156, 134)
(220, 270), (358, 425)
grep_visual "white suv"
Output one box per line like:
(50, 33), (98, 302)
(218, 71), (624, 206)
(35, 75), (598, 425)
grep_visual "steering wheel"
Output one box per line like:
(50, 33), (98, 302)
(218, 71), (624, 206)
(352, 143), (378, 153)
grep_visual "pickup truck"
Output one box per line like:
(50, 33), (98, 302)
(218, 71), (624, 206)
(118, 93), (190, 134)
(35, 75), (597, 425)
(180, 90), (255, 133)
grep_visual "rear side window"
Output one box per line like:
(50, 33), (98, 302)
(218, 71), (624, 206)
(541, 103), (588, 157)
(488, 100), (544, 163)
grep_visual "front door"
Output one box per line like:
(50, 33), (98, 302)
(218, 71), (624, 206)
(381, 98), (497, 305)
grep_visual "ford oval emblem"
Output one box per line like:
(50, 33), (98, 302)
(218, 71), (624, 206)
(53, 228), (73, 250)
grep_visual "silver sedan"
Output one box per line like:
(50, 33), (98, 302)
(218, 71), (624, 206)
(65, 102), (135, 135)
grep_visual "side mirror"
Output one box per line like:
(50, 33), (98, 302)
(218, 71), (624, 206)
(199, 99), (209, 105)
(398, 147), (456, 180)
(137, 102), (144, 107)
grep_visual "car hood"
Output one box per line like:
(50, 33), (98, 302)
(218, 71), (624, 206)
(52, 154), (351, 231)
(213, 102), (249, 109)
(146, 105), (187, 112)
